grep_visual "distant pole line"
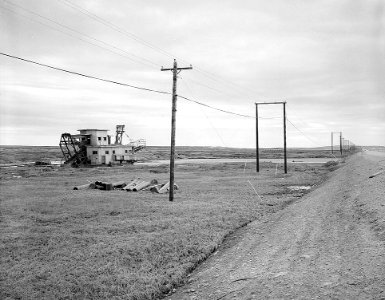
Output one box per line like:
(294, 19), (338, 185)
(161, 59), (193, 202)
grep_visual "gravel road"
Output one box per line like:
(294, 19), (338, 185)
(167, 151), (385, 299)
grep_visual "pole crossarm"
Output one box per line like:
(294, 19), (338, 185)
(255, 101), (287, 105)
(161, 67), (192, 71)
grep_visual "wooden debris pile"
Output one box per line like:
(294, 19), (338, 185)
(73, 178), (178, 194)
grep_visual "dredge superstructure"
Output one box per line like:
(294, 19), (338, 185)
(59, 125), (145, 167)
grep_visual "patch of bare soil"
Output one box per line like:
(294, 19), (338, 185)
(166, 151), (385, 299)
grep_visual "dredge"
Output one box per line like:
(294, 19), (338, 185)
(59, 125), (146, 167)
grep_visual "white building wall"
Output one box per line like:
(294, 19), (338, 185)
(86, 146), (135, 165)
(78, 130), (109, 146)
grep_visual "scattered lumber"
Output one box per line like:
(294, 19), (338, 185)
(111, 181), (127, 189)
(73, 183), (95, 190)
(95, 181), (113, 190)
(369, 170), (385, 178)
(153, 182), (179, 194)
(132, 179), (158, 192)
(123, 178), (141, 191)
(158, 182), (170, 194)
(123, 178), (142, 191)
(35, 161), (51, 166)
(149, 184), (164, 193)
(72, 178), (175, 193)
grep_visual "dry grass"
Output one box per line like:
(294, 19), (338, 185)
(1, 161), (335, 300)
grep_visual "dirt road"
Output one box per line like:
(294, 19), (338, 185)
(167, 151), (385, 299)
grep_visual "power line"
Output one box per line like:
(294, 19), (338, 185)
(58, 0), (175, 61)
(2, 0), (159, 68)
(181, 79), (228, 147)
(0, 52), (170, 95)
(1, 52), (273, 120)
(286, 117), (325, 148)
(178, 95), (254, 119)
(56, 0), (264, 99)
(0, 4), (150, 68)
(2, 51), (342, 149)
(4, 0), (258, 102)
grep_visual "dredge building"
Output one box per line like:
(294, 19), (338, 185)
(59, 125), (145, 167)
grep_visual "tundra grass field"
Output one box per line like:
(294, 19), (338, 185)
(0, 146), (345, 299)
(0, 145), (338, 165)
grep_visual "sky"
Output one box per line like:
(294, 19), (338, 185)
(0, 0), (384, 148)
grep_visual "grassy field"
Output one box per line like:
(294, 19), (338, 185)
(0, 150), (341, 300)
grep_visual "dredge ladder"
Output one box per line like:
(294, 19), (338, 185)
(59, 133), (87, 167)
(131, 139), (146, 153)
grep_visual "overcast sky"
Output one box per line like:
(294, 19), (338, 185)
(0, 0), (384, 148)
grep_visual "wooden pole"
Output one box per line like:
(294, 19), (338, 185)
(169, 60), (177, 201)
(161, 60), (192, 201)
(254, 101), (287, 174)
(340, 132), (343, 156)
(256, 103), (259, 172)
(283, 102), (287, 174)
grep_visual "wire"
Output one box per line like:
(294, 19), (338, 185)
(181, 79), (228, 147)
(0, 52), (171, 95)
(58, 0), (175, 61)
(4, 0), (259, 104)
(4, 0), (265, 105)
(186, 77), (232, 96)
(2, 0), (160, 68)
(57, 0), (264, 99)
(0, 4), (151, 68)
(178, 95), (254, 119)
(1, 52), (287, 122)
(286, 117), (326, 148)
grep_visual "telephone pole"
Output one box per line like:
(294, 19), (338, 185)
(255, 104), (259, 172)
(331, 131), (341, 155)
(255, 101), (287, 174)
(161, 59), (192, 201)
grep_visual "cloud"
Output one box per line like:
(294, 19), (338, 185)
(0, 0), (384, 147)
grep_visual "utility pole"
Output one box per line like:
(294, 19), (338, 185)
(255, 101), (287, 174)
(339, 132), (343, 156)
(331, 132), (341, 155)
(255, 104), (259, 172)
(283, 102), (287, 173)
(161, 59), (192, 201)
